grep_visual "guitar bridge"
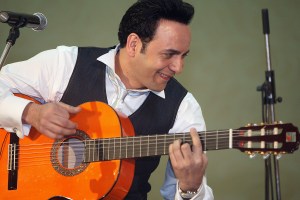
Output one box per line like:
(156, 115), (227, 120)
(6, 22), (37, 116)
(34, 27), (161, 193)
(7, 132), (19, 190)
(8, 143), (17, 170)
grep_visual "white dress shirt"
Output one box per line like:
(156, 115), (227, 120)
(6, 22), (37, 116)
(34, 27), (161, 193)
(0, 45), (213, 200)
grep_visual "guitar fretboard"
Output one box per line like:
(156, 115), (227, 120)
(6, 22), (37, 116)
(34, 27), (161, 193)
(84, 130), (235, 162)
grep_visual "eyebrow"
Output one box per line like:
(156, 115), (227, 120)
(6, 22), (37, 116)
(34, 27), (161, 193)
(164, 49), (190, 55)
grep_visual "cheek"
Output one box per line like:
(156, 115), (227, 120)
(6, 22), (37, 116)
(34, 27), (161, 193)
(136, 54), (168, 76)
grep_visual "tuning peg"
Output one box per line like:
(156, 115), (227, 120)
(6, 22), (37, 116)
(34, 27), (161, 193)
(263, 153), (271, 160)
(246, 123), (257, 127)
(276, 97), (283, 103)
(276, 154), (282, 160)
(249, 153), (257, 159)
(274, 121), (283, 124)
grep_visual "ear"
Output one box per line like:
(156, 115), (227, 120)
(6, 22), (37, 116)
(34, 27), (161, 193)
(126, 33), (142, 57)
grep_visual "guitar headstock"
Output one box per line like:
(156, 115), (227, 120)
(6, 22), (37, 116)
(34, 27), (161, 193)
(234, 123), (300, 157)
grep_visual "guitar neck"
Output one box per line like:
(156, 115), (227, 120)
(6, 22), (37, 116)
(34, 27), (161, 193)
(84, 130), (234, 162)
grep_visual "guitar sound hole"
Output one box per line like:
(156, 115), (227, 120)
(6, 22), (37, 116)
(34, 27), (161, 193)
(50, 130), (89, 176)
(57, 138), (84, 168)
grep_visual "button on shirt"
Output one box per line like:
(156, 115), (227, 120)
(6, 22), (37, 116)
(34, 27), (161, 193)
(0, 45), (213, 200)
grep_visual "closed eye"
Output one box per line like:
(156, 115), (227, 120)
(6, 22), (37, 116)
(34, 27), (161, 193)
(161, 49), (189, 59)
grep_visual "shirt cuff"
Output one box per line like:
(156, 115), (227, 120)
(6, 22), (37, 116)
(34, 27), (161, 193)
(175, 180), (204, 200)
(0, 95), (32, 138)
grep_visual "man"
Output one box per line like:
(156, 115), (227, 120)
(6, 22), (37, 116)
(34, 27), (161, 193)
(0, 0), (213, 199)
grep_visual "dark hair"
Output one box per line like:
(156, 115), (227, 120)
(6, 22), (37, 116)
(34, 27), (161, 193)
(118, 0), (194, 50)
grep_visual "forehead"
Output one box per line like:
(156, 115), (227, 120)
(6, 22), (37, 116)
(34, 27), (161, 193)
(149, 19), (191, 52)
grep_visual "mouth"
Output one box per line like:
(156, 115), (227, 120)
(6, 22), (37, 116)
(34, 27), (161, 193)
(158, 72), (172, 81)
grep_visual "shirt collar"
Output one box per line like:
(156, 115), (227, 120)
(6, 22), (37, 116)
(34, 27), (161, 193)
(96, 45), (165, 99)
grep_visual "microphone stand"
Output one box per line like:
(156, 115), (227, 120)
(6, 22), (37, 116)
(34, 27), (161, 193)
(0, 20), (25, 69)
(257, 9), (282, 200)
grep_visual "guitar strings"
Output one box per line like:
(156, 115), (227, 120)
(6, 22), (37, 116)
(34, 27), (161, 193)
(13, 129), (274, 154)
(5, 129), (280, 168)
(14, 139), (230, 168)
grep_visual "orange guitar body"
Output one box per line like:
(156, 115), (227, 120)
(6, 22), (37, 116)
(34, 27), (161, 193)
(0, 99), (135, 199)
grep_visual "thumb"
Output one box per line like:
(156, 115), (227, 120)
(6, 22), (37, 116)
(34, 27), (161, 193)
(57, 102), (81, 114)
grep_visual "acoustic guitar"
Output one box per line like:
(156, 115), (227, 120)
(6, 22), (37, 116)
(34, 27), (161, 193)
(0, 96), (299, 199)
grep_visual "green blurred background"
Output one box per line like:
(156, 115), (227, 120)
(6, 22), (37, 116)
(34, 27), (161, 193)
(0, 0), (299, 199)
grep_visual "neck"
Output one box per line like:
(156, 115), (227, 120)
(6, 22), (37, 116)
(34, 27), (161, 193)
(115, 51), (128, 86)
(115, 49), (145, 90)
(84, 130), (235, 162)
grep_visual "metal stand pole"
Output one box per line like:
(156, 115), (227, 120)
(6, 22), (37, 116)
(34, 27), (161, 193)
(0, 27), (20, 69)
(257, 9), (283, 200)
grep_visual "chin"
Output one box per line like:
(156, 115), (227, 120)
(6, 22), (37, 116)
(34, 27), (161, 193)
(150, 85), (166, 92)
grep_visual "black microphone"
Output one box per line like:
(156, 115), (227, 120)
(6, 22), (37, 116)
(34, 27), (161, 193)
(261, 9), (270, 35)
(0, 11), (47, 31)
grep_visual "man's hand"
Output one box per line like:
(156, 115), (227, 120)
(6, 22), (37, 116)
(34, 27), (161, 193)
(22, 102), (81, 139)
(169, 128), (208, 192)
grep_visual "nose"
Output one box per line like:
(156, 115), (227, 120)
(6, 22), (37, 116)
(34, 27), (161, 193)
(169, 57), (184, 74)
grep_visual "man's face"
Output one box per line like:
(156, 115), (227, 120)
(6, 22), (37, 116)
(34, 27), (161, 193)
(131, 19), (191, 91)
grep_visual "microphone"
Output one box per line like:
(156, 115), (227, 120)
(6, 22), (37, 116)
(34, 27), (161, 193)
(0, 11), (47, 31)
(261, 9), (270, 35)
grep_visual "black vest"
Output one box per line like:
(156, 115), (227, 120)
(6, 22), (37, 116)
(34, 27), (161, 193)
(60, 47), (187, 199)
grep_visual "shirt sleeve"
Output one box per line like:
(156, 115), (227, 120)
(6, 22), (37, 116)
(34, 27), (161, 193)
(160, 93), (214, 200)
(0, 46), (78, 137)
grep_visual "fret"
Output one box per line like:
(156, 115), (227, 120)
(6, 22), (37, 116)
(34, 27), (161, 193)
(91, 139), (97, 162)
(125, 137), (134, 158)
(204, 131), (207, 151)
(119, 137), (122, 159)
(139, 135), (148, 157)
(147, 135), (149, 156)
(148, 135), (157, 156)
(139, 136), (142, 157)
(93, 139), (96, 162)
(102, 138), (105, 160)
(87, 140), (90, 162)
(93, 140), (96, 161)
(108, 138), (111, 160)
(97, 139), (100, 161)
(85, 140), (93, 162)
(220, 130), (231, 150)
(132, 137), (135, 158)
(133, 136), (140, 158)
(83, 140), (86, 162)
(121, 137), (126, 159)
(106, 138), (112, 160)
(229, 129), (233, 149)
(113, 137), (116, 159)
(102, 139), (106, 160)
(96, 139), (100, 161)
(125, 137), (128, 158)
(216, 130), (219, 150)
(109, 137), (118, 160)
(88, 140), (92, 162)
(155, 135), (157, 155)
(98, 139), (103, 161)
